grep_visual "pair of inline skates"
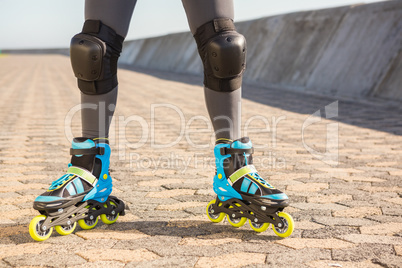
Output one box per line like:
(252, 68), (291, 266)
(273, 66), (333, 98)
(29, 137), (294, 241)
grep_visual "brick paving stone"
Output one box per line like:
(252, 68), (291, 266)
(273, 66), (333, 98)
(307, 194), (353, 203)
(4, 254), (87, 267)
(332, 243), (395, 262)
(291, 203), (348, 211)
(332, 207), (382, 218)
(367, 162), (398, 167)
(312, 217), (376, 227)
(382, 207), (402, 216)
(0, 243), (50, 259)
(315, 168), (365, 174)
(75, 231), (149, 240)
(269, 173), (310, 180)
(179, 237), (242, 246)
(395, 245), (402, 256)
(296, 221), (324, 230)
(265, 248), (331, 268)
(360, 222), (402, 235)
(77, 248), (159, 263)
(307, 260), (383, 268)
(195, 252), (266, 268)
(341, 234), (402, 245)
(302, 226), (360, 239)
(0, 195), (36, 206)
(359, 186), (402, 193)
(386, 197), (402, 206)
(336, 176), (386, 183)
(275, 238), (354, 250)
(366, 215), (402, 223)
(138, 178), (184, 186)
(389, 170), (402, 176)
(287, 183), (328, 192)
(147, 189), (195, 198)
(127, 256), (199, 268)
(73, 261), (126, 268)
(156, 201), (207, 211)
(0, 208), (37, 219)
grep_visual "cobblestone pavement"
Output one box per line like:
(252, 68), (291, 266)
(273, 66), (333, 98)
(0, 54), (401, 267)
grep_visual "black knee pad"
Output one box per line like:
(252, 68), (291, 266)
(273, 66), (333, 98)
(194, 18), (246, 92)
(70, 20), (124, 95)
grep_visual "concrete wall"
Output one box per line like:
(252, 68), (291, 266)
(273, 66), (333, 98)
(120, 1), (402, 101)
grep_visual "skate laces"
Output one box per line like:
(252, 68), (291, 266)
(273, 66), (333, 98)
(48, 174), (74, 191)
(250, 172), (275, 189)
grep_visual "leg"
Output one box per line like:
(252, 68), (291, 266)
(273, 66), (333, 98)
(29, 0), (137, 242)
(80, 0), (137, 138)
(182, 0), (243, 140)
(183, 1), (294, 237)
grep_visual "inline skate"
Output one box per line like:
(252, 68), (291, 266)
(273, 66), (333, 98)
(206, 137), (294, 237)
(29, 137), (126, 241)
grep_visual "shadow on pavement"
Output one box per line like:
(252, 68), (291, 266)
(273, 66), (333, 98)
(2, 220), (282, 245)
(120, 64), (402, 136)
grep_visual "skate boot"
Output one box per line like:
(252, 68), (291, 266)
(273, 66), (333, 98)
(206, 137), (294, 237)
(29, 137), (125, 241)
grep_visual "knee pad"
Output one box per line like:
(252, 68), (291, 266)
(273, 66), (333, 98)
(194, 18), (246, 92)
(70, 20), (124, 95)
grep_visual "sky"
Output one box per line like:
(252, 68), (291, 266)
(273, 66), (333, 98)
(0, 0), (386, 50)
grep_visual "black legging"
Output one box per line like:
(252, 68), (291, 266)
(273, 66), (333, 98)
(81, 0), (242, 140)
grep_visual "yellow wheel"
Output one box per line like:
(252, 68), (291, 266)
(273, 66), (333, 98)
(226, 203), (247, 227)
(78, 205), (99, 229)
(206, 199), (225, 223)
(249, 219), (270, 232)
(29, 215), (53, 242)
(272, 212), (294, 238)
(55, 221), (77, 236)
(227, 214), (247, 227)
(78, 216), (99, 230)
(100, 201), (119, 224)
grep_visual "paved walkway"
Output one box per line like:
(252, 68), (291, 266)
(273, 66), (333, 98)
(0, 54), (401, 267)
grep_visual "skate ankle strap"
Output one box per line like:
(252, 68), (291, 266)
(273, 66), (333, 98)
(67, 166), (97, 185)
(70, 147), (105, 156)
(229, 165), (257, 183)
(220, 147), (254, 155)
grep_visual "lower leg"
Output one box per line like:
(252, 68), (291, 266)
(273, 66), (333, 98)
(80, 0), (137, 139)
(182, 0), (242, 141)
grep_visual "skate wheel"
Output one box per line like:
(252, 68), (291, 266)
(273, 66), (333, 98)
(55, 221), (77, 236)
(78, 217), (99, 230)
(226, 203), (247, 228)
(226, 214), (247, 228)
(272, 212), (294, 238)
(248, 219), (270, 233)
(100, 201), (119, 224)
(29, 215), (53, 242)
(206, 199), (225, 223)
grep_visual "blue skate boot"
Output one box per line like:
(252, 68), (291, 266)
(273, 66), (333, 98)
(206, 137), (294, 237)
(29, 137), (125, 241)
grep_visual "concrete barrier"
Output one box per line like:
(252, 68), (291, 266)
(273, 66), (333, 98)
(120, 1), (402, 101)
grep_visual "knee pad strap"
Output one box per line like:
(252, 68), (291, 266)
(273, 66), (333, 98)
(194, 18), (246, 92)
(70, 20), (124, 95)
